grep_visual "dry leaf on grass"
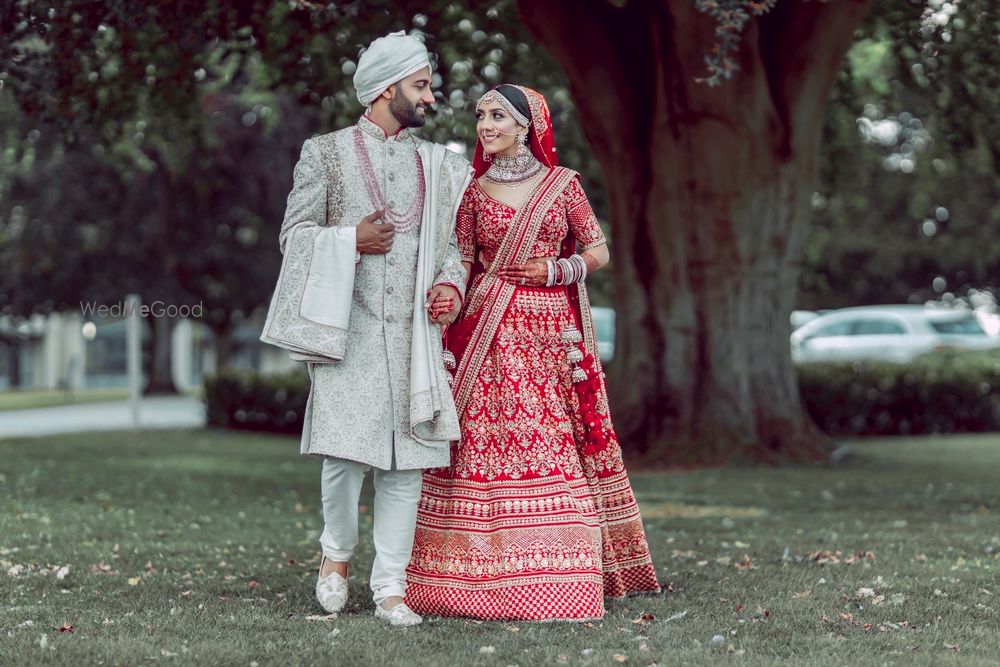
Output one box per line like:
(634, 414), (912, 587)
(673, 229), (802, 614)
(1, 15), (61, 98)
(57, 624), (75, 634)
(631, 612), (656, 625)
(305, 614), (337, 622)
(735, 554), (754, 571)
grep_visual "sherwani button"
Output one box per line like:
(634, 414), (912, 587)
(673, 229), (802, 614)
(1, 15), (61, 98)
(386, 314), (394, 323)
(386, 286), (394, 294)
(388, 173), (395, 181)
(387, 147), (395, 156)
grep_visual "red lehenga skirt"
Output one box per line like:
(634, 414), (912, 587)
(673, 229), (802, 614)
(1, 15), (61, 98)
(405, 285), (660, 621)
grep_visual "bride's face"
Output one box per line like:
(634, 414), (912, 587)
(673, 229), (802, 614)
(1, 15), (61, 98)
(475, 101), (527, 157)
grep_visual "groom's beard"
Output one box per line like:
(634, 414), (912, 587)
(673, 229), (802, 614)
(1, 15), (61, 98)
(390, 94), (426, 128)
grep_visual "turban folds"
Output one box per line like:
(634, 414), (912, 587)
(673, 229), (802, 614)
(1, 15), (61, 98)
(353, 31), (431, 106)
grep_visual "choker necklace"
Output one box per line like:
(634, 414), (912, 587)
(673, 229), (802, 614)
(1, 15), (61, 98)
(484, 147), (542, 189)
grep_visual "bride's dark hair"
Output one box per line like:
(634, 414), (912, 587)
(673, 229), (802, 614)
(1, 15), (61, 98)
(495, 84), (531, 126)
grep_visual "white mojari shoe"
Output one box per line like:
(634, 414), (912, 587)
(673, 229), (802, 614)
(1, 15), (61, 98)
(374, 601), (423, 627)
(315, 559), (349, 614)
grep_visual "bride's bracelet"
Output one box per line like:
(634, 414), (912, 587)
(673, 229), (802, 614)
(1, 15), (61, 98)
(545, 254), (588, 287)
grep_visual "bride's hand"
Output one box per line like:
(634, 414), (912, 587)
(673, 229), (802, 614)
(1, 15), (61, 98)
(497, 260), (549, 287)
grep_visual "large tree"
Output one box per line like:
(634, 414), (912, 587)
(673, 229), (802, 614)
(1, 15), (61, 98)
(518, 0), (872, 463)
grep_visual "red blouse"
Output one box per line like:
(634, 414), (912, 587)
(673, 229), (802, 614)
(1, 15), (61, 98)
(456, 175), (607, 265)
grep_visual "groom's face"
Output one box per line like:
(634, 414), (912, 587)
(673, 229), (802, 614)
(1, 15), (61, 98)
(389, 66), (434, 128)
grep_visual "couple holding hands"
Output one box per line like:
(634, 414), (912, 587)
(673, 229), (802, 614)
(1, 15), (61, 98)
(262, 31), (658, 627)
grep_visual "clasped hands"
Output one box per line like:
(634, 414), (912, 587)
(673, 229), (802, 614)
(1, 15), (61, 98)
(426, 285), (461, 325)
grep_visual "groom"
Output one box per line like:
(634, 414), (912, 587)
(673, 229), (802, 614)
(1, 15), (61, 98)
(270, 32), (470, 626)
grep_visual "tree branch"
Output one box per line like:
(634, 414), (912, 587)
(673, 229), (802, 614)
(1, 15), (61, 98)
(759, 0), (873, 159)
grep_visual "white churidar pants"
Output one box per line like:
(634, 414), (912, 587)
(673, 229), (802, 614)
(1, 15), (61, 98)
(319, 457), (422, 605)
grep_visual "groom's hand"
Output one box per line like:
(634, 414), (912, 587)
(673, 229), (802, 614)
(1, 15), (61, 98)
(426, 284), (461, 325)
(356, 210), (394, 254)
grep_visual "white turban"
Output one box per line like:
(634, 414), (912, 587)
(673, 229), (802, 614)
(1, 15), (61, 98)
(353, 31), (432, 106)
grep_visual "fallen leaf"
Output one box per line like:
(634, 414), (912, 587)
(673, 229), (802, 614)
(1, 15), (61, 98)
(808, 549), (842, 565)
(55, 566), (70, 580)
(479, 646), (496, 654)
(179, 590), (192, 597)
(943, 642), (960, 651)
(247, 580), (259, 590)
(845, 551), (876, 564)
(793, 590), (812, 599)
(734, 604), (744, 613)
(58, 624), (74, 634)
(735, 554), (754, 571)
(127, 577), (141, 586)
(612, 655), (628, 662)
(305, 614), (337, 622)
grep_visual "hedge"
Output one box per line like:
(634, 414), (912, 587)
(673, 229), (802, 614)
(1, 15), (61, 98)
(204, 350), (1000, 437)
(798, 349), (1000, 436)
(204, 368), (310, 434)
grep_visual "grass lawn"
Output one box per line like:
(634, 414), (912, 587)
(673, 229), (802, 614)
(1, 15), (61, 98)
(0, 388), (130, 412)
(1, 430), (998, 666)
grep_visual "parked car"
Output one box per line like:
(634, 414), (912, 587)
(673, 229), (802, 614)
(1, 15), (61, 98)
(790, 310), (821, 331)
(590, 306), (616, 361)
(790, 305), (1000, 364)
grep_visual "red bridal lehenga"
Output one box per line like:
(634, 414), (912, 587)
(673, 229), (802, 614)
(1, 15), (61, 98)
(405, 86), (659, 621)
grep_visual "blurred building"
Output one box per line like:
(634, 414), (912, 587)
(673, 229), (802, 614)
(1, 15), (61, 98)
(0, 312), (295, 392)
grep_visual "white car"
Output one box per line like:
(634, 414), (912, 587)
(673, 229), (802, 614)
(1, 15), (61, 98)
(790, 305), (999, 364)
(590, 306), (616, 361)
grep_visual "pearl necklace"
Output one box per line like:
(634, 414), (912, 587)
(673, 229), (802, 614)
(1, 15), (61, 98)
(353, 127), (424, 234)
(484, 150), (542, 189)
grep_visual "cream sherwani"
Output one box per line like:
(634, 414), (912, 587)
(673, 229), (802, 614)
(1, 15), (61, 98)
(279, 116), (469, 470)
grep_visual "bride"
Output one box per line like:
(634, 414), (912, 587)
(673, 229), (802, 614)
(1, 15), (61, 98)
(406, 84), (660, 621)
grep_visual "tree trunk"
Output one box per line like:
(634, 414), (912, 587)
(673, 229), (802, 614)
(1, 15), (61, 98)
(144, 314), (178, 395)
(519, 0), (871, 464)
